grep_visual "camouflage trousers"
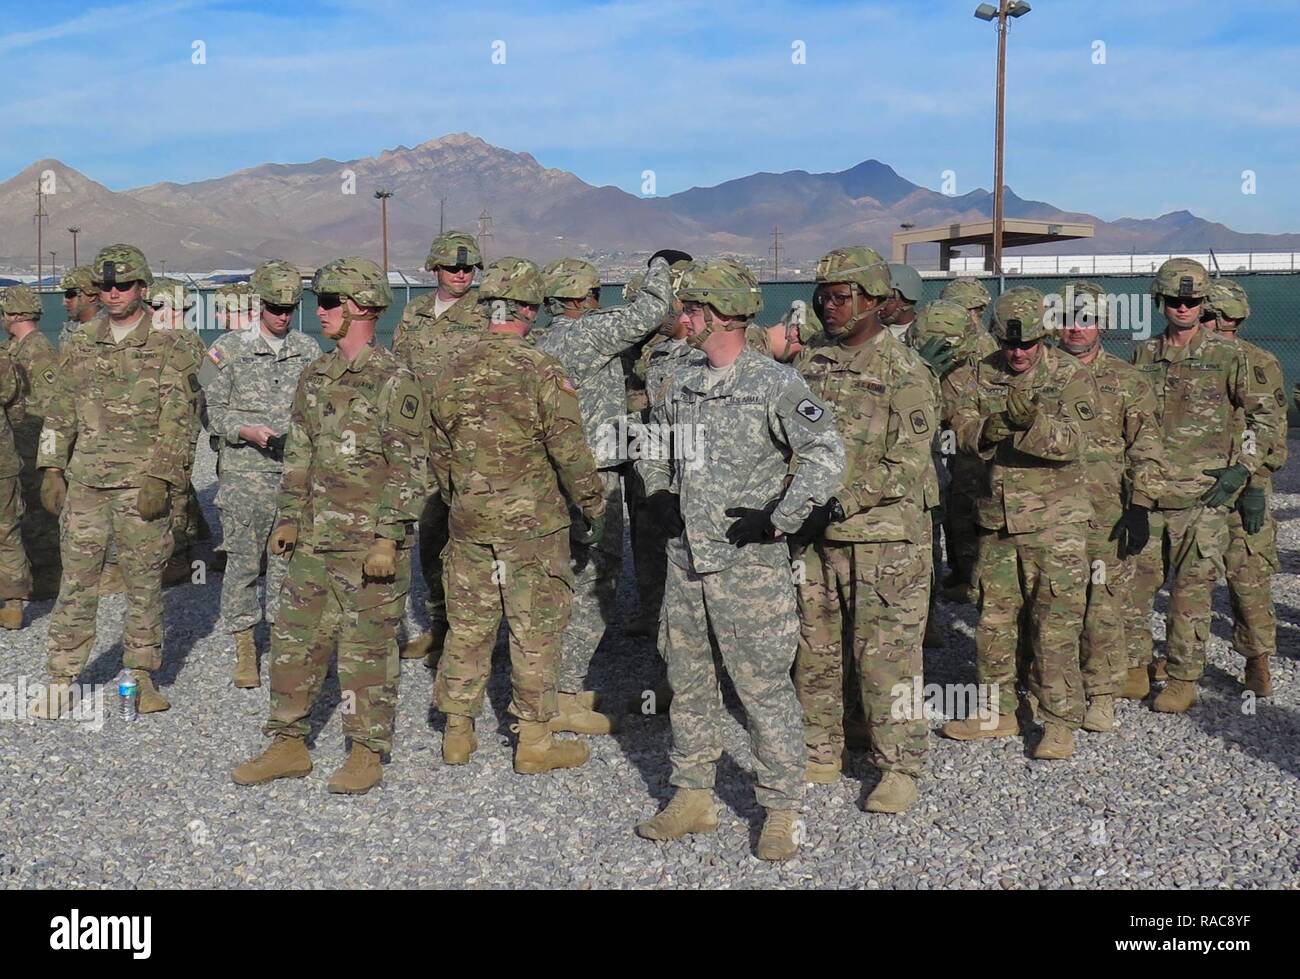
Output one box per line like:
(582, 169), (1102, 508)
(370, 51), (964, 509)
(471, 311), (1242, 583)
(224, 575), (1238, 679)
(944, 452), (984, 582)
(47, 482), (172, 677)
(556, 469), (624, 694)
(0, 475), (31, 600)
(433, 530), (572, 724)
(794, 539), (930, 778)
(625, 465), (669, 634)
(1080, 516), (1134, 697)
(17, 435), (60, 599)
(265, 543), (409, 754)
(662, 553), (804, 810)
(169, 481), (210, 557)
(217, 471), (288, 634)
(975, 524), (1088, 728)
(416, 493), (450, 629)
(1224, 503), (1278, 660)
(1129, 505), (1229, 681)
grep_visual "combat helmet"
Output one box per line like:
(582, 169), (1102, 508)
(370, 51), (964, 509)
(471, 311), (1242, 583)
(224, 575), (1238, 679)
(677, 259), (763, 319)
(478, 257), (545, 306)
(424, 230), (483, 272)
(888, 263), (924, 303)
(1060, 280), (1109, 330)
(146, 277), (196, 310)
(312, 257), (393, 309)
(912, 299), (969, 342)
(991, 287), (1048, 344)
(1206, 278), (1250, 324)
(941, 277), (992, 310)
(815, 246), (892, 298)
(0, 285), (43, 319)
(543, 258), (601, 300)
(91, 244), (153, 288)
(250, 260), (304, 306)
(60, 266), (99, 295)
(1151, 258), (1211, 306)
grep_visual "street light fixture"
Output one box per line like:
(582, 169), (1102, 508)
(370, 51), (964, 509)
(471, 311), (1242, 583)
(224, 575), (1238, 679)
(974, 0), (1033, 274)
(375, 189), (394, 274)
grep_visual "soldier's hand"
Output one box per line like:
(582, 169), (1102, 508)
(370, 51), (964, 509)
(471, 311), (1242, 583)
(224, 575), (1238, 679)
(269, 519), (298, 556)
(136, 476), (171, 521)
(917, 336), (957, 377)
(1110, 504), (1150, 558)
(649, 249), (692, 268)
(788, 498), (844, 551)
(362, 538), (398, 580)
(239, 424), (277, 449)
(1200, 464), (1249, 508)
(645, 490), (686, 538)
(724, 501), (779, 547)
(40, 469), (67, 515)
(981, 414), (1015, 447)
(571, 513), (606, 546)
(1005, 388), (1037, 430)
(1237, 485), (1267, 535)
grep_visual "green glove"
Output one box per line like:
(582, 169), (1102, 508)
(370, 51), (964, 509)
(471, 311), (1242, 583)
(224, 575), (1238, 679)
(572, 513), (606, 546)
(1005, 388), (1037, 430)
(1200, 464), (1249, 508)
(981, 414), (1014, 447)
(1237, 485), (1267, 535)
(917, 336), (957, 377)
(136, 476), (171, 521)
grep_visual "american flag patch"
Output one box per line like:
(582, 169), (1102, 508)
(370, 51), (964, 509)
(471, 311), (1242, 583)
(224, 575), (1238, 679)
(207, 346), (225, 366)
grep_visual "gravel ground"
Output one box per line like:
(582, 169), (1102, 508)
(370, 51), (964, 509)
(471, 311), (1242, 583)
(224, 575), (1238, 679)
(2, 438), (1299, 890)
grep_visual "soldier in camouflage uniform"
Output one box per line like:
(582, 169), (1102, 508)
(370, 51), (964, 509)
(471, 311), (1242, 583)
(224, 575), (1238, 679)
(203, 261), (321, 688)
(0, 342), (27, 628)
(30, 245), (201, 719)
(146, 277), (212, 584)
(58, 267), (101, 349)
(1127, 259), (1281, 712)
(428, 258), (607, 773)
(936, 277), (1000, 602)
(392, 230), (487, 663)
(1200, 279), (1286, 697)
(941, 287), (1100, 760)
(232, 258), (426, 795)
(213, 280), (257, 332)
(634, 259), (845, 861)
(535, 253), (674, 735)
(2, 286), (61, 604)
(791, 247), (939, 814)
(881, 263), (923, 341)
(1055, 281), (1164, 732)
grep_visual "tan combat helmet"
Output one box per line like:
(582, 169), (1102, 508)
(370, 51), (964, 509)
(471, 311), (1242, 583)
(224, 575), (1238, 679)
(990, 287), (1048, 344)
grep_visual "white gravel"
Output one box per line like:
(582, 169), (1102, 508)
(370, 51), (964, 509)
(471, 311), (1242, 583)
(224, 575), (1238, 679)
(2, 439), (1298, 889)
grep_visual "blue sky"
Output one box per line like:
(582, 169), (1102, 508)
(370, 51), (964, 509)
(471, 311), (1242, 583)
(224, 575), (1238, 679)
(5, 0), (1300, 231)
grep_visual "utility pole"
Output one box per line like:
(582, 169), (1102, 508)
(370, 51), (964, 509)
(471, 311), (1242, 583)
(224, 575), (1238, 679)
(50, 251), (57, 281)
(439, 196), (446, 235)
(68, 226), (81, 268)
(477, 209), (493, 263)
(375, 189), (394, 273)
(34, 181), (49, 287)
(769, 225), (783, 282)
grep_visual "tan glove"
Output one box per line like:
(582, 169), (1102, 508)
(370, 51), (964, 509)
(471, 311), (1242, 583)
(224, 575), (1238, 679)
(269, 519), (299, 556)
(1005, 388), (1038, 430)
(137, 476), (171, 521)
(40, 469), (67, 515)
(981, 414), (1015, 447)
(362, 538), (398, 579)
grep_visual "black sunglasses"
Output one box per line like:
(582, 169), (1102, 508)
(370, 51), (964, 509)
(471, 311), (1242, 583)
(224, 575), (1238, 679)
(63, 289), (80, 300)
(999, 339), (1040, 351)
(97, 282), (138, 294)
(264, 302), (297, 316)
(1163, 295), (1202, 310)
(316, 293), (342, 310)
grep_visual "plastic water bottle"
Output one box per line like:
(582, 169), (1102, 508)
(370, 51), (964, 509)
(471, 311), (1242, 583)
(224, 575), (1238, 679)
(118, 670), (138, 723)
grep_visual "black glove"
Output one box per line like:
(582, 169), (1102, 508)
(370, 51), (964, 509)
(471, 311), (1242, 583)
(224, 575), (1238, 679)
(1238, 485), (1267, 535)
(916, 336), (957, 377)
(788, 498), (844, 550)
(265, 433), (287, 461)
(649, 249), (692, 268)
(644, 490), (685, 538)
(1200, 464), (1249, 508)
(1110, 504), (1150, 558)
(724, 500), (780, 547)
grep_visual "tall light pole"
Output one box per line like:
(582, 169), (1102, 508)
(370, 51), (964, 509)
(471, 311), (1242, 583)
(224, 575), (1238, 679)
(50, 251), (58, 281)
(975, 1), (1032, 275)
(375, 189), (394, 273)
(67, 227), (81, 268)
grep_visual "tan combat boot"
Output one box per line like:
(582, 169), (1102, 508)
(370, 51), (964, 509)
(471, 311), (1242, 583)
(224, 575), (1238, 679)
(805, 758), (842, 784)
(0, 599), (23, 630)
(401, 621), (448, 662)
(756, 809), (801, 861)
(1083, 695), (1115, 733)
(634, 788), (719, 841)
(549, 691), (618, 736)
(327, 743), (384, 795)
(28, 677), (76, 720)
(134, 671), (170, 713)
(1244, 657), (1274, 698)
(513, 719), (589, 774)
(1032, 722), (1075, 760)
(940, 709), (1019, 741)
(1153, 678), (1198, 713)
(864, 772), (919, 814)
(1118, 666), (1150, 700)
(232, 735), (312, 785)
(1149, 658), (1169, 682)
(232, 629), (260, 689)
(442, 715), (477, 765)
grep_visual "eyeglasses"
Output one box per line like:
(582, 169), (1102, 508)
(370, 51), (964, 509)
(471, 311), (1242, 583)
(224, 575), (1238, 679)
(814, 288), (856, 308)
(440, 265), (477, 275)
(63, 289), (79, 300)
(999, 339), (1040, 351)
(1162, 295), (1202, 310)
(316, 293), (342, 310)
(264, 302), (297, 316)
(97, 282), (138, 295)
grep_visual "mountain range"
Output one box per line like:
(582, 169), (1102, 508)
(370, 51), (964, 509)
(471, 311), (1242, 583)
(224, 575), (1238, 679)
(6, 133), (1299, 275)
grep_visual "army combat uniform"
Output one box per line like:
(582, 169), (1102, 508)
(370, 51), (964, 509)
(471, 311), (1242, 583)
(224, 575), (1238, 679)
(0, 349), (30, 605)
(8, 325), (61, 599)
(263, 342), (427, 755)
(203, 326), (322, 636)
